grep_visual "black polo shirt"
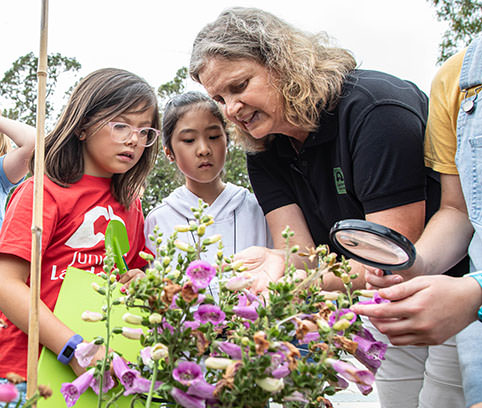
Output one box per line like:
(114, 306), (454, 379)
(247, 69), (436, 247)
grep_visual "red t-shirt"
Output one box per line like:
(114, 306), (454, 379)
(0, 175), (149, 378)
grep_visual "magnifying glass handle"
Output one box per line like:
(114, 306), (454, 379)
(383, 270), (393, 276)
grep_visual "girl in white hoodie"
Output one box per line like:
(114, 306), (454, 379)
(144, 91), (272, 300)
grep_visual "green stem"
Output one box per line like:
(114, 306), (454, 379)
(104, 388), (124, 408)
(98, 274), (114, 408)
(145, 324), (160, 408)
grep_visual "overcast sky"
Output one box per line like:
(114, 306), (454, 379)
(1, 0), (447, 96)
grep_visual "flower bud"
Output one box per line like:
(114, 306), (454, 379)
(316, 319), (331, 333)
(341, 273), (351, 285)
(203, 234), (222, 245)
(91, 282), (105, 295)
(139, 251), (154, 261)
(174, 240), (193, 252)
(174, 224), (190, 232)
(109, 274), (117, 283)
(162, 256), (171, 266)
(197, 224), (206, 236)
(81, 311), (103, 322)
(332, 319), (351, 331)
(122, 313), (143, 325)
(255, 377), (284, 393)
(121, 327), (144, 340)
(149, 313), (163, 325)
(204, 357), (233, 370)
(151, 343), (169, 361)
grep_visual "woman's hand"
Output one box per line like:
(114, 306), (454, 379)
(233, 246), (285, 294)
(352, 275), (482, 345)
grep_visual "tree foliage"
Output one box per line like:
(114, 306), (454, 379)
(428, 0), (482, 63)
(141, 68), (252, 215)
(0, 52), (81, 126)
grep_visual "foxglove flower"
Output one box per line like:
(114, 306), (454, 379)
(357, 292), (390, 305)
(173, 361), (202, 386)
(112, 353), (161, 396)
(186, 260), (216, 289)
(171, 387), (205, 408)
(90, 371), (115, 395)
(232, 305), (259, 321)
(193, 304), (225, 325)
(122, 312), (143, 325)
(74, 341), (100, 368)
(327, 358), (375, 395)
(217, 341), (243, 360)
(140, 347), (153, 366)
(151, 343), (169, 361)
(61, 368), (95, 407)
(299, 331), (320, 345)
(183, 320), (201, 331)
(0, 382), (18, 403)
(187, 379), (216, 399)
(328, 309), (356, 331)
(351, 328), (387, 374)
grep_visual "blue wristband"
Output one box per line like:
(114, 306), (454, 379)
(467, 272), (482, 322)
(57, 334), (83, 365)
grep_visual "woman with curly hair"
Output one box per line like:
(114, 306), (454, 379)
(190, 7), (466, 408)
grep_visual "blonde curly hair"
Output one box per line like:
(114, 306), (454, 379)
(190, 7), (357, 152)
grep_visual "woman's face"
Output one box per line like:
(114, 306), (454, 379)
(198, 57), (290, 139)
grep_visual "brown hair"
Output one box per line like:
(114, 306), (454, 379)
(190, 7), (357, 151)
(30, 68), (160, 208)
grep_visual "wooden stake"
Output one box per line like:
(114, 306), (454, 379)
(27, 0), (48, 403)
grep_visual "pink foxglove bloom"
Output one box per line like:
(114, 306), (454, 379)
(193, 304), (225, 325)
(183, 320), (201, 331)
(121, 327), (144, 340)
(61, 368), (95, 407)
(351, 328), (387, 374)
(327, 358), (375, 395)
(90, 371), (115, 395)
(299, 331), (320, 345)
(0, 382), (18, 402)
(232, 304), (259, 321)
(217, 341), (243, 360)
(283, 391), (309, 404)
(204, 357), (233, 370)
(173, 361), (202, 386)
(171, 387), (205, 408)
(140, 347), (153, 366)
(187, 379), (216, 399)
(112, 353), (161, 396)
(357, 292), (390, 305)
(74, 341), (100, 368)
(186, 260), (216, 289)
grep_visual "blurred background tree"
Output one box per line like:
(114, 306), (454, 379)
(0, 52), (81, 126)
(427, 0), (482, 63)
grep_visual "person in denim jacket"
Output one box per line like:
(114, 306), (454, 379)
(356, 36), (482, 408)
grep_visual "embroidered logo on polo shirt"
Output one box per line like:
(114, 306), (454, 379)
(333, 167), (346, 194)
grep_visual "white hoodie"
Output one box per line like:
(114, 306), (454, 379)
(144, 183), (272, 300)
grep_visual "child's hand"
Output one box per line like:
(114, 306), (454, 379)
(118, 268), (145, 292)
(69, 344), (108, 377)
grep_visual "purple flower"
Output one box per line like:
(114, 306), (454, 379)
(140, 347), (153, 366)
(90, 371), (115, 395)
(171, 387), (206, 408)
(266, 352), (290, 379)
(74, 341), (100, 368)
(61, 368), (95, 407)
(187, 379), (216, 399)
(183, 320), (201, 331)
(217, 341), (243, 360)
(173, 361), (203, 386)
(186, 260), (216, 290)
(232, 305), (259, 321)
(357, 292), (390, 305)
(299, 331), (320, 345)
(0, 382), (18, 403)
(225, 274), (254, 291)
(112, 353), (160, 396)
(283, 391), (309, 404)
(351, 328), (387, 374)
(193, 304), (225, 325)
(327, 358), (375, 395)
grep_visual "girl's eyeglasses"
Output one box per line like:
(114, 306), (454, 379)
(107, 122), (160, 147)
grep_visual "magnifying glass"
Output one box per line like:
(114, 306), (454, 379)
(329, 219), (416, 273)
